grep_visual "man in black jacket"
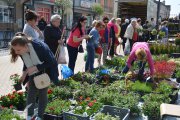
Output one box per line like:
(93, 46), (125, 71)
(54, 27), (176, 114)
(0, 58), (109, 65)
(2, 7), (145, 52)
(120, 19), (129, 50)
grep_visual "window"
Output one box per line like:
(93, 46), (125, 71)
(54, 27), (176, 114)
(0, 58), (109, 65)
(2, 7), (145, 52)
(0, 7), (14, 23)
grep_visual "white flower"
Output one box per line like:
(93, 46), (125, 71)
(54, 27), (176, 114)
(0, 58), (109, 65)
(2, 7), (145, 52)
(11, 118), (17, 120)
(76, 106), (82, 110)
(82, 112), (88, 117)
(86, 106), (90, 110)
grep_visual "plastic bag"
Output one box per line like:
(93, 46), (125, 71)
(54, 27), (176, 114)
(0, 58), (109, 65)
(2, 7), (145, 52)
(61, 65), (73, 79)
(57, 45), (67, 64)
(124, 39), (130, 55)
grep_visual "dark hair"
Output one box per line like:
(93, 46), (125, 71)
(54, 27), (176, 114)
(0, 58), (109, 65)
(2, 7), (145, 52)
(151, 18), (154, 21)
(10, 32), (32, 63)
(137, 18), (141, 23)
(145, 20), (149, 24)
(103, 16), (109, 22)
(71, 16), (87, 36)
(25, 9), (38, 21)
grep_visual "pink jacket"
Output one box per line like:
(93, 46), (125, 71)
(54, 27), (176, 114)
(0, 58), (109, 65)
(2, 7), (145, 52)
(126, 42), (154, 75)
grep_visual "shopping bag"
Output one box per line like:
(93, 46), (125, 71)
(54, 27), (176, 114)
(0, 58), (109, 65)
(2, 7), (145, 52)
(124, 39), (130, 55)
(61, 65), (73, 79)
(57, 45), (67, 64)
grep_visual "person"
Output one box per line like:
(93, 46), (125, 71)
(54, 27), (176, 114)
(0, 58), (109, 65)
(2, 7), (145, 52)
(149, 18), (156, 40)
(120, 19), (129, 50)
(124, 19), (137, 53)
(143, 20), (150, 42)
(99, 16), (111, 64)
(107, 18), (119, 58)
(67, 16), (90, 73)
(160, 21), (168, 44)
(115, 18), (121, 55)
(87, 20), (97, 34)
(23, 9), (44, 41)
(10, 32), (60, 120)
(85, 21), (103, 72)
(122, 42), (154, 81)
(44, 14), (63, 55)
(38, 16), (47, 31)
(136, 18), (143, 42)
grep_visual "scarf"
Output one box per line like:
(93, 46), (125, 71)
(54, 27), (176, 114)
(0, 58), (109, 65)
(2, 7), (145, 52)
(22, 43), (43, 75)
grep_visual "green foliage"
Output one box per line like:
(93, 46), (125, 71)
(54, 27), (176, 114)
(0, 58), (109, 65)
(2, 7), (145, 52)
(128, 81), (153, 93)
(91, 3), (104, 16)
(105, 57), (126, 69)
(51, 87), (73, 100)
(94, 113), (120, 120)
(158, 31), (165, 38)
(151, 29), (158, 36)
(176, 70), (180, 78)
(0, 107), (21, 120)
(175, 37), (180, 46)
(55, 0), (72, 8)
(45, 99), (70, 115)
(155, 81), (173, 95)
(61, 78), (81, 89)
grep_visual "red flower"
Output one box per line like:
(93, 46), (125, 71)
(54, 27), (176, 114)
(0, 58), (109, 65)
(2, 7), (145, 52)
(48, 89), (53, 94)
(93, 100), (97, 103)
(86, 97), (91, 101)
(88, 102), (94, 107)
(49, 107), (54, 111)
(10, 95), (15, 100)
(13, 91), (16, 94)
(18, 92), (23, 95)
(10, 105), (13, 109)
(79, 96), (83, 100)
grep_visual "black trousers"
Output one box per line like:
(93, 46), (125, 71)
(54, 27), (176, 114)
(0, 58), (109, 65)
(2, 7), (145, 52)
(67, 44), (78, 73)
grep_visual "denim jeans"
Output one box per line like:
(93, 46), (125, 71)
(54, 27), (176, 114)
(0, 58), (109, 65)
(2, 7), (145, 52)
(85, 45), (95, 72)
(122, 60), (146, 80)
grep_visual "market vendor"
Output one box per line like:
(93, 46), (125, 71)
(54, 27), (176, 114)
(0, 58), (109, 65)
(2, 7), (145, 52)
(122, 42), (154, 80)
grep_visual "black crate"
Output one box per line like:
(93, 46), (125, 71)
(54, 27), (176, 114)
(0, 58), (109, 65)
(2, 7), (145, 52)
(63, 112), (90, 120)
(96, 105), (130, 120)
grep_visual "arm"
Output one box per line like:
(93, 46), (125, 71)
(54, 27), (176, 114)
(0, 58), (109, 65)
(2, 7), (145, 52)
(72, 28), (89, 42)
(23, 26), (37, 39)
(126, 50), (136, 68)
(146, 50), (154, 75)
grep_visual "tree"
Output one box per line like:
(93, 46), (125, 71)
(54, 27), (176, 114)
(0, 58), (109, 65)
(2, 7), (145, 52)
(55, 0), (72, 26)
(91, 3), (104, 19)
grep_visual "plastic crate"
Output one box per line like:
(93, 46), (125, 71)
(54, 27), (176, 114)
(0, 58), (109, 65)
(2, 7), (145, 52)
(63, 112), (90, 120)
(94, 105), (130, 120)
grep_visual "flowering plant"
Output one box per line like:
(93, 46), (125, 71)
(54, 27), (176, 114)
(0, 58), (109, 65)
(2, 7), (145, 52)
(10, 74), (20, 85)
(0, 91), (26, 110)
(0, 107), (22, 120)
(154, 61), (176, 79)
(72, 96), (102, 117)
(45, 99), (71, 115)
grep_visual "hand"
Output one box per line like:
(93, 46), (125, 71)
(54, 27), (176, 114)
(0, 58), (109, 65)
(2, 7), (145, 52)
(58, 39), (64, 45)
(19, 71), (27, 83)
(83, 35), (90, 39)
(27, 66), (38, 75)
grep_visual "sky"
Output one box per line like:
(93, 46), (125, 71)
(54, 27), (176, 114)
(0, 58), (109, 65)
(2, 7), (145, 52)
(162, 0), (180, 17)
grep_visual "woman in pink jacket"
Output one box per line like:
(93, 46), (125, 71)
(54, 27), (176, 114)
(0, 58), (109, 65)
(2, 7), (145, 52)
(122, 42), (154, 80)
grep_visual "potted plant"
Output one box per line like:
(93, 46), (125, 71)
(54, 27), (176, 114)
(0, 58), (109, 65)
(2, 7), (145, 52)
(175, 33), (180, 53)
(63, 97), (102, 120)
(44, 99), (71, 120)
(142, 93), (171, 120)
(10, 74), (22, 91)
(94, 112), (120, 120)
(0, 107), (22, 120)
(176, 70), (180, 83)
(0, 91), (26, 110)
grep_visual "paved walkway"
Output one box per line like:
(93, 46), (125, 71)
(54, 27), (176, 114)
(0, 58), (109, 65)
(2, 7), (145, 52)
(0, 41), (124, 96)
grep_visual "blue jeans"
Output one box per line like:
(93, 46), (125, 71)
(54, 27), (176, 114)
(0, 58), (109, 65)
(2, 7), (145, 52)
(122, 60), (146, 79)
(85, 45), (95, 72)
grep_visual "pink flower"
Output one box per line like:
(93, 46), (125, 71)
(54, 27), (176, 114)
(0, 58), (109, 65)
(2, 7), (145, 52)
(88, 102), (94, 107)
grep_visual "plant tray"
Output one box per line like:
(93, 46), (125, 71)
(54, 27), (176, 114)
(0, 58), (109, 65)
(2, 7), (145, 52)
(63, 112), (90, 120)
(92, 105), (130, 120)
(44, 113), (63, 120)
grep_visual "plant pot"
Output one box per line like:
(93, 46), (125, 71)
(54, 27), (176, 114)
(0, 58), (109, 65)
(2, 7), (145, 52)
(176, 77), (180, 83)
(43, 113), (63, 120)
(169, 90), (179, 104)
(148, 116), (160, 120)
(14, 83), (22, 91)
(16, 103), (26, 111)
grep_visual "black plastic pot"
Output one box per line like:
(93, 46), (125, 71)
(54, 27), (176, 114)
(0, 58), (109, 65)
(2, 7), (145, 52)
(176, 77), (180, 83)
(169, 90), (179, 104)
(43, 113), (63, 120)
(14, 83), (22, 91)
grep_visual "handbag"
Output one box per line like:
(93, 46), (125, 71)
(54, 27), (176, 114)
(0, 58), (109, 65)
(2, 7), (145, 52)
(78, 44), (84, 53)
(33, 73), (50, 89)
(56, 45), (67, 64)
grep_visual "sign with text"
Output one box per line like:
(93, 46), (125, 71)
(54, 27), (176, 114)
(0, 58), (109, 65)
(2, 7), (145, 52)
(81, 0), (92, 8)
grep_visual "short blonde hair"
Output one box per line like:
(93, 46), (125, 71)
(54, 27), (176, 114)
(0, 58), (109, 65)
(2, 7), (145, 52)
(135, 48), (147, 61)
(50, 14), (61, 22)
